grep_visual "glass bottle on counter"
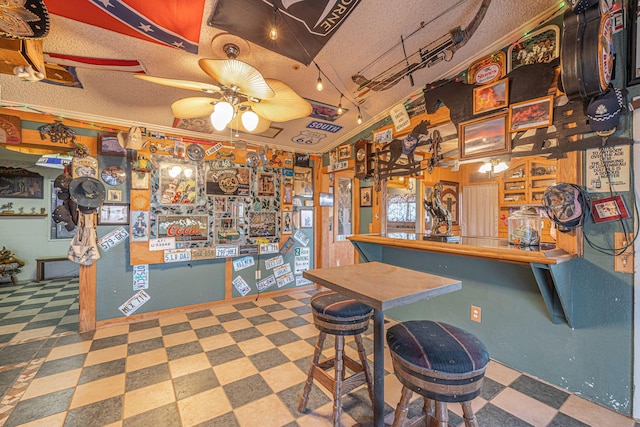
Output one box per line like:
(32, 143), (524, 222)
(508, 206), (541, 246)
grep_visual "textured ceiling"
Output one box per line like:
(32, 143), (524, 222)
(0, 0), (563, 153)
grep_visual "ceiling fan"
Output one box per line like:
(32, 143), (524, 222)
(136, 34), (312, 134)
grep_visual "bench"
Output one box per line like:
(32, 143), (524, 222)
(36, 256), (70, 282)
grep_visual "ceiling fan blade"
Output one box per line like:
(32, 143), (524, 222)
(135, 74), (221, 93)
(250, 79), (312, 122)
(171, 97), (216, 119)
(227, 113), (272, 134)
(199, 58), (275, 100)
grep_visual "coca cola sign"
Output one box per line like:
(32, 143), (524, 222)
(156, 215), (208, 242)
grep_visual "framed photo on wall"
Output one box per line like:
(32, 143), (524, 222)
(359, 187), (372, 207)
(472, 78), (508, 115)
(458, 112), (509, 160)
(509, 96), (554, 132)
(300, 209), (313, 228)
(98, 204), (129, 225)
(98, 132), (127, 157)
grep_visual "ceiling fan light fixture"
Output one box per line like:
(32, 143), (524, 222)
(211, 101), (234, 131)
(241, 109), (259, 132)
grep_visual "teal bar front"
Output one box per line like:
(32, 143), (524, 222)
(349, 234), (632, 415)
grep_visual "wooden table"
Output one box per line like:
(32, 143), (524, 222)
(303, 261), (462, 427)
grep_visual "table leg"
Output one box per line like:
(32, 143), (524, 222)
(373, 308), (384, 427)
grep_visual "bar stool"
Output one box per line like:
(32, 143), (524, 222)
(298, 291), (375, 426)
(386, 320), (489, 427)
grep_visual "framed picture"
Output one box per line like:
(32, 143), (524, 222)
(629, 0), (640, 86)
(131, 172), (150, 190)
(281, 211), (293, 234)
(0, 167), (43, 199)
(591, 195), (630, 223)
(509, 96), (554, 132)
(98, 132), (127, 157)
(300, 209), (313, 228)
(472, 78), (508, 115)
(98, 203), (129, 225)
(359, 186), (372, 207)
(107, 189), (123, 202)
(439, 181), (460, 225)
(338, 144), (352, 160)
(458, 112), (510, 160)
(507, 24), (559, 72)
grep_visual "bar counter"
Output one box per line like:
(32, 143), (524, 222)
(348, 233), (579, 327)
(348, 233), (577, 265)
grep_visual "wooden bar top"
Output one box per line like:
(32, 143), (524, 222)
(348, 233), (577, 265)
(303, 262), (461, 311)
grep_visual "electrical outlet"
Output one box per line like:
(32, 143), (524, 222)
(470, 305), (482, 323)
(255, 270), (261, 280)
(614, 232), (634, 274)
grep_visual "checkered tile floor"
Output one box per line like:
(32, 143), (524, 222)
(0, 280), (638, 426)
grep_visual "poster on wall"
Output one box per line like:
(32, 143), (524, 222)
(205, 165), (251, 196)
(585, 145), (630, 192)
(0, 167), (43, 199)
(294, 166), (313, 197)
(158, 163), (197, 205)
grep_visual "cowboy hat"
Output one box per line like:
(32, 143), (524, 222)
(69, 177), (106, 208)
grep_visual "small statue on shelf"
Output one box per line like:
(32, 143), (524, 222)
(424, 182), (452, 236)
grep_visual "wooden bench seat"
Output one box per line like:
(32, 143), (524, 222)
(36, 256), (70, 282)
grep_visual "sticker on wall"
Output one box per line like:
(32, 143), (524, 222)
(273, 263), (292, 278)
(257, 275), (276, 292)
(233, 256), (255, 271)
(205, 142), (223, 156)
(292, 130), (326, 145)
(133, 265), (148, 290)
(279, 237), (296, 255)
(259, 243), (279, 254)
(294, 247), (310, 274)
(149, 237), (176, 251)
(294, 230), (310, 246)
(296, 276), (313, 287)
(98, 227), (129, 252)
(265, 255), (284, 270)
(191, 247), (217, 260)
(233, 276), (252, 296)
(216, 245), (239, 258)
(164, 249), (192, 263)
(306, 121), (343, 133)
(277, 272), (295, 288)
(373, 128), (392, 144)
(119, 290), (150, 316)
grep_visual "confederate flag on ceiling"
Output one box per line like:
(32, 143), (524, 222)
(209, 0), (362, 65)
(45, 0), (205, 54)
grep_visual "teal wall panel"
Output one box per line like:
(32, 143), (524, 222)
(355, 242), (632, 414)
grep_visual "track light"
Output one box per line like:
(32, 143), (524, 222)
(337, 96), (343, 115)
(357, 106), (362, 125)
(269, 6), (278, 40)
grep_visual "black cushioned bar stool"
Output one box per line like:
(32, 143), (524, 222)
(386, 320), (489, 427)
(299, 291), (374, 426)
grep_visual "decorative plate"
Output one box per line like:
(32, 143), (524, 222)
(101, 166), (126, 186)
(186, 143), (205, 161)
(246, 152), (260, 167)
